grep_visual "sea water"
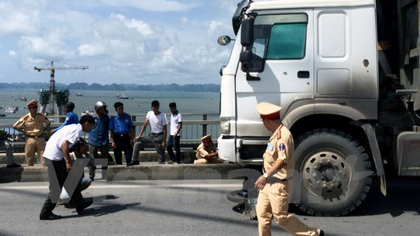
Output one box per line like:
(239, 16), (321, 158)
(0, 89), (220, 125)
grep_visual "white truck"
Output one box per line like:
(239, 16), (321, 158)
(218, 0), (420, 216)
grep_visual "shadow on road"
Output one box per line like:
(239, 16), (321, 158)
(0, 166), (24, 183)
(348, 181), (420, 217)
(61, 195), (141, 218)
(287, 178), (420, 217)
(227, 178), (420, 219)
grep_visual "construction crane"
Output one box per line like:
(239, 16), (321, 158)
(34, 61), (88, 115)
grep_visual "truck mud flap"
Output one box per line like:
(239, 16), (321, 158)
(361, 123), (387, 196)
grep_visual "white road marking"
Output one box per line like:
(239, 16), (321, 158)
(0, 183), (242, 190)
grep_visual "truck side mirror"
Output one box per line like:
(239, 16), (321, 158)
(241, 18), (254, 47)
(217, 35), (232, 46)
(239, 50), (261, 81)
(240, 50), (253, 72)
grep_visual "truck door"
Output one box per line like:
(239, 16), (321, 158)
(235, 11), (314, 138)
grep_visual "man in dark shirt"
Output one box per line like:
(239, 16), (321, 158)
(110, 102), (133, 165)
(87, 101), (113, 181)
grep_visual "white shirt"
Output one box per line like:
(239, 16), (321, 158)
(170, 112), (182, 136)
(146, 111), (168, 134)
(43, 124), (83, 161)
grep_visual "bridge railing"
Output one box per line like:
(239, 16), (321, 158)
(0, 113), (220, 152)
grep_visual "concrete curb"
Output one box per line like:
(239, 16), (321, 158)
(106, 164), (243, 181)
(0, 163), (257, 183)
(0, 166), (48, 183)
(0, 150), (197, 164)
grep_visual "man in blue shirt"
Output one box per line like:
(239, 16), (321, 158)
(87, 101), (113, 181)
(110, 102), (133, 165)
(52, 102), (79, 133)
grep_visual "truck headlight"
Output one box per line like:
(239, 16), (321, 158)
(220, 118), (231, 134)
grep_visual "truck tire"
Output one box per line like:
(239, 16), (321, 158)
(294, 129), (372, 216)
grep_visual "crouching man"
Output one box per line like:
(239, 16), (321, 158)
(69, 138), (91, 191)
(39, 115), (95, 220)
(57, 138), (92, 205)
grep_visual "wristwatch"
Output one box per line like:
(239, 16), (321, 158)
(263, 173), (268, 179)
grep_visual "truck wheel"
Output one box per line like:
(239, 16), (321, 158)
(294, 129), (372, 216)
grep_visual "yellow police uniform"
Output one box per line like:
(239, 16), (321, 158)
(194, 134), (224, 164)
(256, 102), (321, 236)
(13, 100), (51, 166)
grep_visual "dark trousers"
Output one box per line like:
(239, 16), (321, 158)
(167, 136), (181, 163)
(113, 133), (133, 164)
(40, 159), (84, 216)
(88, 144), (114, 178)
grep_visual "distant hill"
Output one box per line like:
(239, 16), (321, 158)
(0, 82), (220, 92)
(0, 82), (66, 89)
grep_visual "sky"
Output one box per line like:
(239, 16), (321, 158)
(0, 0), (239, 85)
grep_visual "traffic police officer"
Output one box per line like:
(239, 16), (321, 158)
(254, 102), (324, 236)
(194, 134), (224, 164)
(13, 100), (51, 166)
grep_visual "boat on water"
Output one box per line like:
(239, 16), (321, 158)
(116, 92), (129, 99)
(81, 106), (95, 116)
(13, 96), (27, 101)
(4, 106), (17, 113)
(81, 110), (95, 116)
(75, 92), (83, 96)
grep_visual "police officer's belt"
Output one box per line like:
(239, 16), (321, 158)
(267, 177), (291, 184)
(115, 133), (129, 137)
(26, 134), (42, 138)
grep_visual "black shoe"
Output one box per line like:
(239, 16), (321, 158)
(76, 199), (93, 214)
(7, 163), (21, 168)
(89, 177), (95, 181)
(127, 161), (139, 166)
(319, 230), (325, 236)
(40, 213), (62, 220)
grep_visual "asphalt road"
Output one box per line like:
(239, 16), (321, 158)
(1, 179), (420, 236)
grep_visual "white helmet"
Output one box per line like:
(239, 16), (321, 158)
(94, 101), (107, 112)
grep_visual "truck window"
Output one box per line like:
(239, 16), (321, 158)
(267, 23), (307, 59)
(253, 14), (308, 60)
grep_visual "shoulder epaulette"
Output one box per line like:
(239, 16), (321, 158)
(277, 129), (282, 139)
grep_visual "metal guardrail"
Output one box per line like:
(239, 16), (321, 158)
(0, 113), (220, 151)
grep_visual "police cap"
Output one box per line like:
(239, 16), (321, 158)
(201, 134), (212, 142)
(26, 100), (38, 108)
(257, 102), (282, 119)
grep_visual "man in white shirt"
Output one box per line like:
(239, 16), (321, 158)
(166, 102), (182, 164)
(39, 115), (95, 220)
(128, 100), (168, 165)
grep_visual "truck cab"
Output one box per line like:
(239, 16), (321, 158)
(219, 0), (420, 216)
